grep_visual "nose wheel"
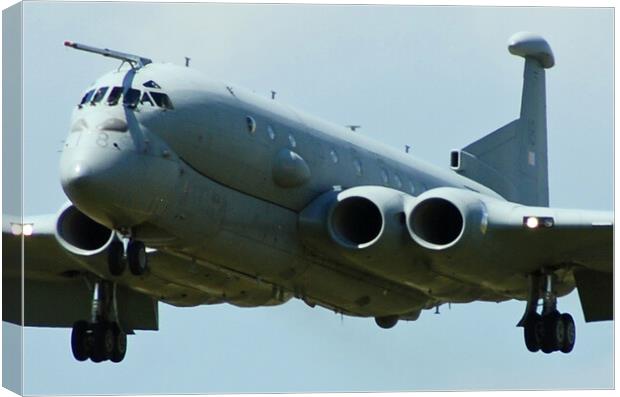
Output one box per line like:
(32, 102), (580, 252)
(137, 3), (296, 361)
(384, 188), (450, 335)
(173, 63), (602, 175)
(107, 237), (148, 276)
(519, 273), (576, 354)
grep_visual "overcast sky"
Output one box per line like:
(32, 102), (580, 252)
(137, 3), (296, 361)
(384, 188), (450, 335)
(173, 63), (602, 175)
(2, 1), (614, 394)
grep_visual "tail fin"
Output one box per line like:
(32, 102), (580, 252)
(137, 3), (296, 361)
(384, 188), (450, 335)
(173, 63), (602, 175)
(451, 32), (555, 206)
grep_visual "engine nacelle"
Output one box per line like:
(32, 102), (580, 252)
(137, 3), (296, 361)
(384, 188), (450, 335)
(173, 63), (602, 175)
(299, 185), (411, 253)
(55, 203), (116, 256)
(406, 187), (497, 251)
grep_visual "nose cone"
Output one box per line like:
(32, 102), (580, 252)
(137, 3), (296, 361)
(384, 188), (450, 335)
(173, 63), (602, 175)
(60, 154), (105, 205)
(60, 161), (90, 196)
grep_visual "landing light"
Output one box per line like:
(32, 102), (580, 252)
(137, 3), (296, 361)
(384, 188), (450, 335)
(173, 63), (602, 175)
(523, 216), (554, 229)
(10, 223), (22, 236)
(23, 224), (34, 236)
(525, 217), (539, 229)
(10, 223), (34, 236)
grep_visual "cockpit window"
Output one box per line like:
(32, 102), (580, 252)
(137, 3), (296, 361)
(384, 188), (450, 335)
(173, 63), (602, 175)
(91, 87), (109, 104)
(150, 92), (174, 110)
(123, 88), (141, 108)
(140, 92), (154, 106)
(107, 86), (123, 105)
(79, 89), (95, 106)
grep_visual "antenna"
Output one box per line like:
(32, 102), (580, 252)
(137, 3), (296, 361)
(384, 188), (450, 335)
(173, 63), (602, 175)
(64, 41), (152, 69)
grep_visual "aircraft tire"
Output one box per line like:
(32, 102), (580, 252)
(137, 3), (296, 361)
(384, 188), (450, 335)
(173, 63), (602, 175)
(375, 315), (399, 329)
(541, 311), (563, 354)
(110, 322), (127, 363)
(108, 240), (125, 276)
(71, 320), (91, 361)
(523, 312), (542, 352)
(92, 322), (115, 362)
(127, 240), (148, 276)
(560, 313), (576, 353)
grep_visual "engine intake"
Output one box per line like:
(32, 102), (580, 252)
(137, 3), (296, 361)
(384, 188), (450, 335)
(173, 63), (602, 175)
(329, 196), (383, 248)
(409, 197), (464, 247)
(55, 204), (115, 256)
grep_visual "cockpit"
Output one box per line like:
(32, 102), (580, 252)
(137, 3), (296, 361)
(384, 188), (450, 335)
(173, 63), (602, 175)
(78, 85), (174, 110)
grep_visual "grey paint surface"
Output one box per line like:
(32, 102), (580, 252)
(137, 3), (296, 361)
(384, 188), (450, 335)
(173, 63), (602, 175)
(3, 2), (616, 392)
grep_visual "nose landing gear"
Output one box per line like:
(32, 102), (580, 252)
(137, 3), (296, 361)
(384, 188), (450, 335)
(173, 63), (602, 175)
(107, 236), (148, 277)
(70, 280), (128, 363)
(519, 273), (576, 354)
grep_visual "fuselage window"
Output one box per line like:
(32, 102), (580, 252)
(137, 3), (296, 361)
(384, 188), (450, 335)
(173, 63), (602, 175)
(79, 89), (95, 107)
(107, 86), (123, 105)
(380, 168), (389, 185)
(150, 92), (174, 110)
(353, 159), (363, 176)
(288, 134), (297, 148)
(140, 92), (155, 106)
(267, 125), (276, 140)
(330, 149), (339, 163)
(123, 89), (141, 108)
(246, 116), (257, 134)
(91, 87), (108, 105)
(408, 179), (416, 195)
(394, 174), (403, 189)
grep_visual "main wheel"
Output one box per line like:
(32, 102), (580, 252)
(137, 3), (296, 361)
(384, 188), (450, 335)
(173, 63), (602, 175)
(541, 311), (563, 354)
(127, 240), (148, 276)
(110, 322), (128, 363)
(523, 312), (542, 352)
(71, 320), (91, 361)
(92, 322), (115, 362)
(560, 313), (576, 353)
(375, 315), (399, 329)
(108, 240), (125, 276)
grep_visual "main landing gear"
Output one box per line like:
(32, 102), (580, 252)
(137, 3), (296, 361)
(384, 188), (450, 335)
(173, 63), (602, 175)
(519, 273), (576, 354)
(71, 280), (128, 363)
(108, 237), (148, 277)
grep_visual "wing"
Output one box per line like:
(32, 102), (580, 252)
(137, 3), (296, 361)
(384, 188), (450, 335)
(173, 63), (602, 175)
(3, 212), (158, 332)
(409, 187), (613, 321)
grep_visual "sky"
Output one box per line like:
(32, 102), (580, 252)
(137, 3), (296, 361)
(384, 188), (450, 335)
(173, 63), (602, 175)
(1, 1), (615, 395)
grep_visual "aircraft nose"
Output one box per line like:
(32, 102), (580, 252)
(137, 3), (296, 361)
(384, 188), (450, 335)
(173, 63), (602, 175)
(60, 161), (95, 202)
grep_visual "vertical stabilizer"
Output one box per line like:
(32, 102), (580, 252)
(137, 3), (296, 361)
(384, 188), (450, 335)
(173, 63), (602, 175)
(451, 32), (554, 206)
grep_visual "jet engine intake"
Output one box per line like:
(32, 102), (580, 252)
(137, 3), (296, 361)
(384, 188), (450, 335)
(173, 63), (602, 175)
(329, 196), (383, 248)
(55, 204), (115, 256)
(407, 187), (487, 250)
(299, 185), (410, 252)
(410, 197), (464, 247)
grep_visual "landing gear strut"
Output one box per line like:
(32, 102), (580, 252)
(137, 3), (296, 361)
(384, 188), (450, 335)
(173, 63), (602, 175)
(71, 280), (128, 363)
(519, 273), (575, 354)
(107, 236), (148, 277)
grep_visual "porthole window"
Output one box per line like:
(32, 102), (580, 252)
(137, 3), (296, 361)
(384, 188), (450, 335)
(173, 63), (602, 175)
(267, 125), (276, 140)
(380, 168), (389, 185)
(330, 149), (339, 163)
(246, 116), (257, 134)
(288, 134), (297, 148)
(394, 174), (403, 189)
(353, 159), (363, 176)
(408, 180), (416, 195)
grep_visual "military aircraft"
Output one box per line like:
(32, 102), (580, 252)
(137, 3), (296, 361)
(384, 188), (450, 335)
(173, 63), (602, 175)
(3, 32), (612, 364)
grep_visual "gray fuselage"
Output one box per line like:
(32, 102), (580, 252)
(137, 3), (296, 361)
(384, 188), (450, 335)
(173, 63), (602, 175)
(59, 63), (572, 318)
